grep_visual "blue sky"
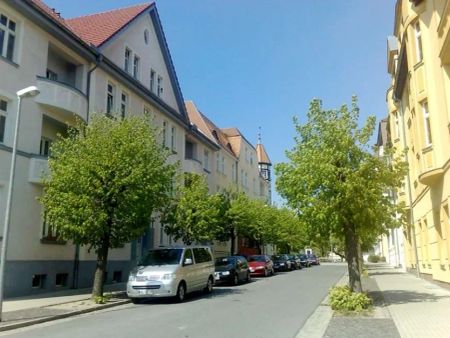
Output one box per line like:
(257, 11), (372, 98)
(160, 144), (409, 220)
(45, 0), (396, 204)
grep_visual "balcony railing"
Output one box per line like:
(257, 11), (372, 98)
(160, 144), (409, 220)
(35, 76), (87, 121)
(183, 157), (203, 174)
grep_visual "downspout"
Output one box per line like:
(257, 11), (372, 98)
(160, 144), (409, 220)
(72, 53), (103, 289)
(394, 95), (421, 278)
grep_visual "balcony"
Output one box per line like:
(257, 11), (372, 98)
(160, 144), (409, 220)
(35, 76), (87, 121)
(418, 167), (444, 186)
(183, 158), (203, 174)
(28, 156), (49, 185)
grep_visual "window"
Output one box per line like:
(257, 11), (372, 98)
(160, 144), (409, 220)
(144, 29), (149, 45)
(162, 121), (167, 147)
(193, 248), (212, 263)
(32, 274), (46, 289)
(133, 55), (140, 79)
(124, 48), (131, 73)
(204, 150), (210, 171)
(216, 153), (220, 173)
(0, 99), (7, 143)
(112, 271), (122, 283)
(184, 249), (193, 262)
(42, 212), (59, 241)
(232, 163), (236, 182)
(0, 13), (17, 61)
(46, 69), (58, 81)
(422, 101), (432, 146)
(221, 155), (225, 174)
(55, 273), (68, 287)
(40, 137), (52, 157)
(171, 126), (176, 151)
(185, 140), (195, 159)
(107, 83), (115, 115)
(240, 169), (244, 185)
(394, 111), (400, 139)
(157, 76), (163, 97)
(120, 92), (128, 119)
(414, 21), (423, 63)
(150, 69), (156, 93)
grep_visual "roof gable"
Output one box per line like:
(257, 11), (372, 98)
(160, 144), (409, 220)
(66, 4), (151, 47)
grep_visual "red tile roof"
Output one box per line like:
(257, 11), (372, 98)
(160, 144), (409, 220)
(66, 3), (152, 47)
(29, 0), (70, 28)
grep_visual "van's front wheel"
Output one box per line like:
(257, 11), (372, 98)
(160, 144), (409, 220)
(204, 277), (213, 294)
(176, 282), (186, 302)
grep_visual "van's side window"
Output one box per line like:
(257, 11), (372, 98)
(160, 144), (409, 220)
(193, 248), (212, 263)
(184, 249), (193, 262)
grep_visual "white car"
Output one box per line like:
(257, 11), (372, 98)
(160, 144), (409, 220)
(127, 246), (214, 303)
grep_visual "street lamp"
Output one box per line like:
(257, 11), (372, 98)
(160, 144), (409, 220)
(0, 86), (40, 321)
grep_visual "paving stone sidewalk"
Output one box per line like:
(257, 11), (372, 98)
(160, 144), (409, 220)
(0, 284), (130, 332)
(324, 271), (400, 338)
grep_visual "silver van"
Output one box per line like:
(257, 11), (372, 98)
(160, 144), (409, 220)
(127, 246), (215, 303)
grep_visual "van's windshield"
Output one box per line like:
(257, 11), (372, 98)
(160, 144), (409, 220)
(139, 249), (183, 266)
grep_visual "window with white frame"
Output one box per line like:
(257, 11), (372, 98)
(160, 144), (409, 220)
(414, 21), (423, 63)
(216, 153), (220, 173)
(150, 69), (156, 93)
(162, 121), (167, 147)
(40, 137), (52, 157)
(107, 83), (115, 115)
(124, 48), (131, 73)
(120, 92), (128, 118)
(422, 101), (432, 146)
(157, 76), (163, 97)
(0, 99), (7, 143)
(394, 111), (400, 139)
(170, 126), (176, 151)
(204, 150), (210, 171)
(0, 13), (17, 62)
(133, 55), (140, 79)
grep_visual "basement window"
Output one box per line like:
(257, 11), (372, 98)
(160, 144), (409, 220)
(32, 274), (46, 288)
(55, 273), (68, 287)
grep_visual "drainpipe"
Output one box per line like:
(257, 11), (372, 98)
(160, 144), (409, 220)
(86, 54), (103, 123)
(395, 95), (421, 278)
(72, 54), (103, 289)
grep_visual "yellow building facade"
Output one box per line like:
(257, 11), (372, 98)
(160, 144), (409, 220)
(387, 0), (450, 284)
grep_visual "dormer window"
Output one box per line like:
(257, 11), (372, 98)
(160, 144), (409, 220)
(124, 48), (131, 73)
(133, 55), (140, 79)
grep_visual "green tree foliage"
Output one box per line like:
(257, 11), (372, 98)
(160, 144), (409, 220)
(41, 115), (176, 298)
(275, 97), (406, 291)
(163, 173), (223, 245)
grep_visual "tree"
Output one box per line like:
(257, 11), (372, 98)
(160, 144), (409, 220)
(163, 173), (222, 244)
(276, 97), (406, 292)
(41, 115), (176, 298)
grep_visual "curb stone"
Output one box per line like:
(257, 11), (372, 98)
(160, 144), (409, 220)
(0, 298), (131, 332)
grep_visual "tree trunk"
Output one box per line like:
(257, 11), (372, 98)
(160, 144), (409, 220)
(230, 228), (236, 255)
(344, 223), (362, 293)
(92, 229), (111, 298)
(357, 240), (364, 275)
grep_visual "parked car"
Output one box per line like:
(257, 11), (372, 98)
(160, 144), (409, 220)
(307, 254), (320, 265)
(247, 255), (274, 277)
(288, 254), (302, 270)
(127, 246), (215, 303)
(272, 254), (292, 272)
(298, 254), (311, 268)
(214, 256), (251, 285)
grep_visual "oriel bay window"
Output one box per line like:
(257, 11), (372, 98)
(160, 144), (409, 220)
(422, 101), (432, 146)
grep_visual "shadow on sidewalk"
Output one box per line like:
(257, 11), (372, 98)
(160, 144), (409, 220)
(368, 271), (404, 276)
(369, 290), (450, 305)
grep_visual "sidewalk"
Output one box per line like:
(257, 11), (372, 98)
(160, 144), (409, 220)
(0, 283), (130, 332)
(300, 263), (450, 338)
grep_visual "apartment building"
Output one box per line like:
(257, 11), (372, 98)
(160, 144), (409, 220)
(185, 101), (272, 256)
(386, 0), (450, 285)
(0, 0), (271, 297)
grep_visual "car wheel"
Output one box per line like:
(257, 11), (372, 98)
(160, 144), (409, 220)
(176, 282), (186, 302)
(204, 277), (213, 294)
(246, 271), (251, 283)
(233, 273), (239, 286)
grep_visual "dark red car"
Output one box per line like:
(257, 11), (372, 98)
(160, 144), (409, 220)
(247, 255), (274, 277)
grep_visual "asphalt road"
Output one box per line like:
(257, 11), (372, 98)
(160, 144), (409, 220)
(2, 263), (345, 338)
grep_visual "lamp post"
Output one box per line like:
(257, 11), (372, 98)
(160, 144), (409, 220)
(0, 86), (40, 321)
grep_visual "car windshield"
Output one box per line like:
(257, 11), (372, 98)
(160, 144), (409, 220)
(272, 255), (284, 261)
(215, 257), (235, 266)
(300, 255), (307, 260)
(247, 256), (265, 262)
(139, 249), (183, 266)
